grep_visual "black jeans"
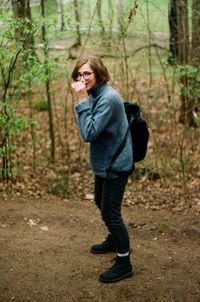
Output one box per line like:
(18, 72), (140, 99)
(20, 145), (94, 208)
(94, 175), (130, 254)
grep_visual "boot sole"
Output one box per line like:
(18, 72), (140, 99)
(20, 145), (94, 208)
(90, 249), (116, 254)
(91, 247), (132, 254)
(99, 271), (133, 283)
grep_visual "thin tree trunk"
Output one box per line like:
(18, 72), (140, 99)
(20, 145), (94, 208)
(0, 48), (22, 181)
(176, 0), (190, 124)
(146, 0), (152, 86)
(57, 0), (65, 31)
(107, 0), (114, 45)
(168, 0), (179, 63)
(41, 0), (55, 162)
(191, 0), (200, 64)
(117, 0), (124, 34)
(97, 0), (105, 37)
(177, 0), (189, 65)
(73, 0), (81, 47)
(189, 0), (200, 126)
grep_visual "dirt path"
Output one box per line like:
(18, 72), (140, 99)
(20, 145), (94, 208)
(0, 195), (200, 302)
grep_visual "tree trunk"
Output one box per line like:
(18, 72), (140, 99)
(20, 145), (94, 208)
(11, 0), (35, 53)
(97, 0), (105, 37)
(191, 0), (200, 65)
(168, 0), (179, 64)
(108, 0), (114, 38)
(176, 0), (191, 125)
(0, 48), (22, 181)
(177, 0), (189, 65)
(57, 0), (65, 31)
(117, 0), (124, 33)
(189, 0), (200, 125)
(73, 0), (81, 47)
(41, 0), (55, 162)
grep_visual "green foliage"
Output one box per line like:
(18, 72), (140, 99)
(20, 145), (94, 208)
(0, 12), (37, 181)
(20, 54), (59, 84)
(0, 102), (29, 179)
(0, 103), (28, 135)
(0, 9), (64, 179)
(178, 64), (200, 104)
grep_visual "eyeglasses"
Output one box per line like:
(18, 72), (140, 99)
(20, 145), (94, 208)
(75, 71), (94, 81)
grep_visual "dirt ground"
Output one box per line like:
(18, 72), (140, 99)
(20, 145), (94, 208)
(0, 192), (200, 302)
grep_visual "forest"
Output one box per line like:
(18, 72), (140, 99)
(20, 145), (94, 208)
(0, 1), (200, 301)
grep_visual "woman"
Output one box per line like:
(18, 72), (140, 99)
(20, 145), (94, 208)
(71, 55), (133, 283)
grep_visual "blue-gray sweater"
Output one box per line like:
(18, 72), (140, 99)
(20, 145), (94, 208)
(74, 83), (133, 178)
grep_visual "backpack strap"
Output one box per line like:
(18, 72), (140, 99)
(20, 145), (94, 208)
(110, 112), (135, 166)
(108, 122), (134, 176)
(110, 125), (130, 165)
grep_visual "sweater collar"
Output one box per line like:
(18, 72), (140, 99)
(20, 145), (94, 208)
(89, 82), (107, 98)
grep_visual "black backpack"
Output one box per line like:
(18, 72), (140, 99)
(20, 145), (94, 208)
(124, 102), (149, 163)
(109, 102), (149, 175)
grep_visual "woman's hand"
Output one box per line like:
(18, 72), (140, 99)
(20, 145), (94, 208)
(71, 80), (88, 102)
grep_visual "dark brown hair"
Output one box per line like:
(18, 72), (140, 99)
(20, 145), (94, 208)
(71, 55), (110, 83)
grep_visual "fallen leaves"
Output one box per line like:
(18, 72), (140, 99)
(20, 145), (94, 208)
(24, 217), (49, 231)
(24, 218), (41, 226)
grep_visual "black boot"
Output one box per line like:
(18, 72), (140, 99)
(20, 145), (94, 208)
(90, 234), (116, 254)
(99, 255), (133, 283)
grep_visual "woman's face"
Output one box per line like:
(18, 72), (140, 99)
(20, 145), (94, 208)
(77, 62), (97, 91)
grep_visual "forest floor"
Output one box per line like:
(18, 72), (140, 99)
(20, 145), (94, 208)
(0, 188), (200, 302)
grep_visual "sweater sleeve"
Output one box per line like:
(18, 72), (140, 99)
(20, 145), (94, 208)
(74, 97), (113, 142)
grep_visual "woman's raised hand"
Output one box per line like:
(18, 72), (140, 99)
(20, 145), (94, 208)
(71, 80), (88, 102)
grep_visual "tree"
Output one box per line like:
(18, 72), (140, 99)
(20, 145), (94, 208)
(97, 0), (105, 37)
(176, 0), (191, 125)
(168, 0), (179, 63)
(0, 48), (22, 181)
(176, 0), (199, 126)
(0, 12), (31, 181)
(73, 0), (81, 47)
(116, 0), (125, 33)
(190, 0), (200, 124)
(191, 0), (200, 66)
(57, 0), (65, 31)
(11, 0), (35, 54)
(107, 0), (114, 43)
(176, 0), (189, 65)
(41, 0), (55, 162)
